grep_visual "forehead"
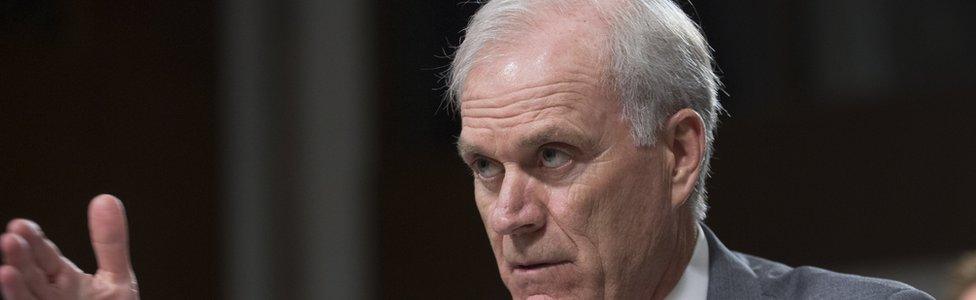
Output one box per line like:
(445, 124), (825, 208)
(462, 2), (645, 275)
(458, 14), (615, 154)
(461, 14), (610, 102)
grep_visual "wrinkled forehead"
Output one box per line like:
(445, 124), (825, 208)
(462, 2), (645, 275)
(456, 16), (621, 155)
(459, 14), (612, 106)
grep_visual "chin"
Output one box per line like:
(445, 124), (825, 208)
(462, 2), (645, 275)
(502, 264), (599, 300)
(511, 288), (598, 300)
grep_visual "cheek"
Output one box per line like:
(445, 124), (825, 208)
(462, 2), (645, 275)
(473, 182), (505, 252)
(546, 187), (588, 229)
(473, 182), (492, 219)
(545, 168), (609, 265)
(555, 158), (637, 236)
(555, 150), (671, 269)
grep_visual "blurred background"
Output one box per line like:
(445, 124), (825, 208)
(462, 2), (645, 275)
(2, 0), (974, 298)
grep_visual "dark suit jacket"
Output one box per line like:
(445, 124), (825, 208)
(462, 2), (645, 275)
(703, 225), (934, 299)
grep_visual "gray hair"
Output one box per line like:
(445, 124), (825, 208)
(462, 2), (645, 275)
(446, 0), (722, 221)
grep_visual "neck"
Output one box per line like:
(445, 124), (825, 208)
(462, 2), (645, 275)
(648, 213), (699, 300)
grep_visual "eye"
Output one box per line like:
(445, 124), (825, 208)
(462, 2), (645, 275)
(539, 147), (571, 168)
(472, 157), (503, 179)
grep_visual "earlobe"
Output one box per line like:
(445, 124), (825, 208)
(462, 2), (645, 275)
(665, 109), (706, 208)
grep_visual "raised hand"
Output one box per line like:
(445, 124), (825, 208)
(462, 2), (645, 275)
(0, 194), (139, 300)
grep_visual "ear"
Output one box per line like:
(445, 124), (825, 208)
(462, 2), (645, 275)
(662, 108), (706, 208)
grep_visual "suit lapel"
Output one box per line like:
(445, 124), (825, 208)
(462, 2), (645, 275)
(702, 224), (765, 299)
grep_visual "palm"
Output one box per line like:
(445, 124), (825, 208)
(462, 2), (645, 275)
(1, 195), (139, 300)
(80, 272), (138, 300)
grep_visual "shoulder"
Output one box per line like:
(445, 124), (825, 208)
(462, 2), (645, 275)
(701, 224), (934, 300)
(738, 253), (934, 300)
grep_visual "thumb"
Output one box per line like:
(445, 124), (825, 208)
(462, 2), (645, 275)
(88, 194), (134, 281)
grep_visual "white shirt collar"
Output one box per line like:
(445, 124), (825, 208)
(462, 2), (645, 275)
(664, 224), (710, 300)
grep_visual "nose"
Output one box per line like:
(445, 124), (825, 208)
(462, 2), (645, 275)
(489, 166), (546, 236)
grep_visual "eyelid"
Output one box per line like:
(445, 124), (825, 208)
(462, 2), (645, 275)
(470, 154), (490, 166)
(538, 144), (574, 168)
(466, 153), (489, 167)
(539, 143), (578, 156)
(471, 155), (504, 179)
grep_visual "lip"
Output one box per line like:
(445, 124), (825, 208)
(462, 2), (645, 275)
(512, 261), (571, 273)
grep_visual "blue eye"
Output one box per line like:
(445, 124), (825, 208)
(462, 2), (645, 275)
(540, 148), (571, 168)
(473, 157), (503, 178)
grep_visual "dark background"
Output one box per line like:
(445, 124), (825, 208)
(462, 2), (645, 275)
(2, 0), (974, 298)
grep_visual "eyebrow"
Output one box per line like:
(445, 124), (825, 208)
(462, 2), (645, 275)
(456, 126), (594, 158)
(456, 138), (481, 159)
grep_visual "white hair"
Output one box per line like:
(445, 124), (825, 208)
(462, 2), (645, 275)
(447, 0), (722, 221)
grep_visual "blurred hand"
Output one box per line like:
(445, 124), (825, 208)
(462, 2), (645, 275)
(1, 195), (139, 300)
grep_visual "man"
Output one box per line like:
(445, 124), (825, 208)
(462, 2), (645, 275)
(0, 1), (936, 300)
(447, 0), (933, 299)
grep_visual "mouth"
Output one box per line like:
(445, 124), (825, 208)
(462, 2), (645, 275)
(513, 261), (571, 272)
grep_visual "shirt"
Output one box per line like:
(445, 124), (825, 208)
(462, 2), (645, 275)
(664, 224), (710, 300)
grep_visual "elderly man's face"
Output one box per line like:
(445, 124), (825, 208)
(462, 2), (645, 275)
(457, 15), (690, 299)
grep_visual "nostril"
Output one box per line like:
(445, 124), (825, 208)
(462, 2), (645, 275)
(510, 223), (540, 235)
(491, 215), (518, 235)
(491, 214), (536, 236)
(491, 199), (548, 235)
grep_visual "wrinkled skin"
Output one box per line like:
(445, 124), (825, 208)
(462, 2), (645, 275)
(456, 9), (705, 300)
(1, 195), (139, 300)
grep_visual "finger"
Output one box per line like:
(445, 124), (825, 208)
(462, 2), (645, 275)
(53, 256), (83, 288)
(88, 194), (134, 281)
(1, 265), (38, 300)
(6, 219), (64, 277)
(58, 256), (82, 274)
(1, 234), (48, 297)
